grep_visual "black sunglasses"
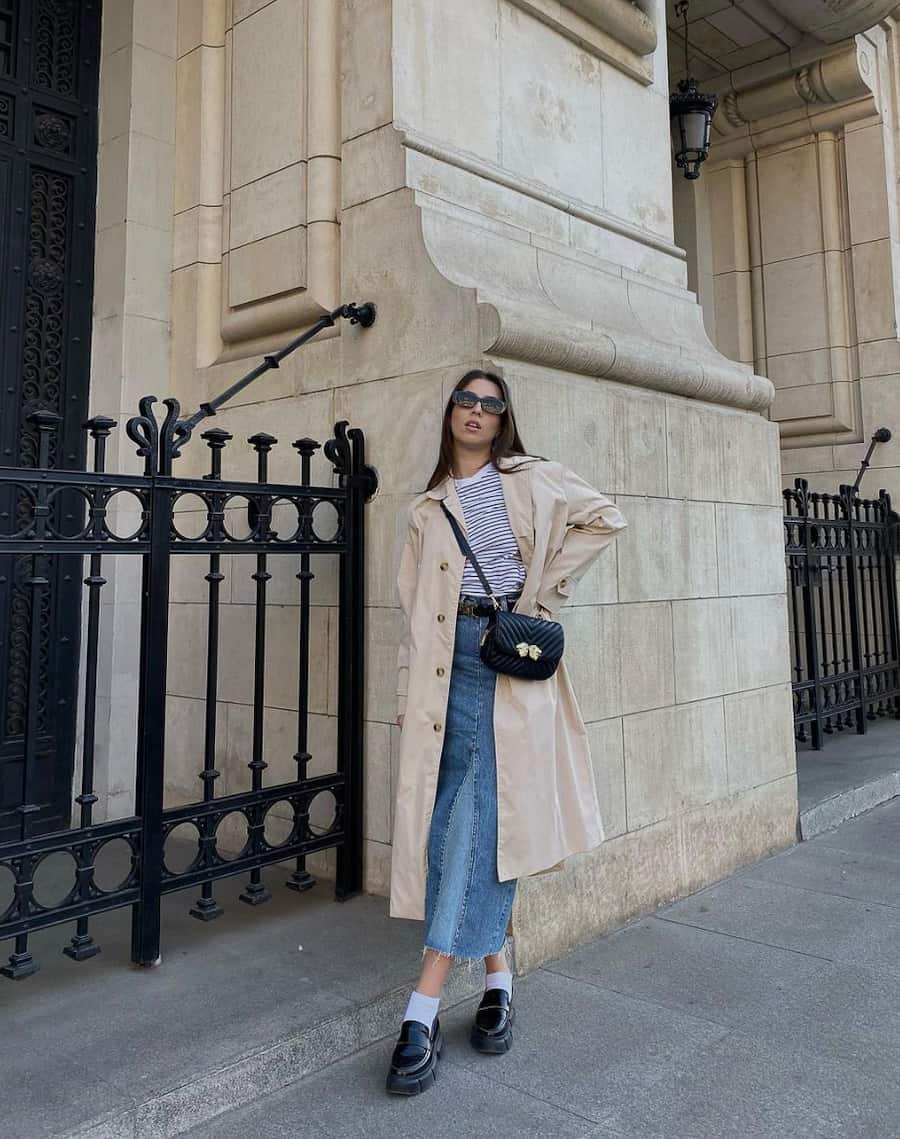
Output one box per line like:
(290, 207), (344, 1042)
(451, 389), (507, 415)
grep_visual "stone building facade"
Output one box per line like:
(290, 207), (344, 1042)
(671, 3), (900, 505)
(74, 0), (900, 971)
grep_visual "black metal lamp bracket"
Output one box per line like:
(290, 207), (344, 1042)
(175, 301), (376, 452)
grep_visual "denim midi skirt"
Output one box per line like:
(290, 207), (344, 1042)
(422, 601), (518, 961)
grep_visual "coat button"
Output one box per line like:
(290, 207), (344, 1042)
(437, 613), (445, 622)
(560, 577), (568, 587)
(440, 561), (448, 570)
(436, 666), (445, 676)
(433, 722), (441, 732)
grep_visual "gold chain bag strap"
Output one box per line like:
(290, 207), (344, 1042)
(440, 500), (564, 680)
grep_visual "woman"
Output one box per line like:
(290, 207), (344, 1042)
(386, 369), (627, 1096)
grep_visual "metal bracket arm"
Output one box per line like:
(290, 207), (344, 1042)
(176, 302), (376, 444)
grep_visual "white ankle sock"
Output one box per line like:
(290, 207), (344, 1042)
(485, 969), (513, 997)
(404, 989), (441, 1030)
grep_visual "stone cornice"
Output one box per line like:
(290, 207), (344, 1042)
(478, 300), (774, 411)
(561, 0), (656, 55)
(719, 42), (870, 126)
(415, 202), (773, 413)
(507, 0), (656, 84)
(710, 41), (876, 158)
(401, 128), (686, 262)
(759, 0), (900, 44)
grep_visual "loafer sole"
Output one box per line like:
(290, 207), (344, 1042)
(385, 1027), (444, 1095)
(470, 1003), (515, 1053)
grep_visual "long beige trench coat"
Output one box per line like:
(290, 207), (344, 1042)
(389, 453), (628, 921)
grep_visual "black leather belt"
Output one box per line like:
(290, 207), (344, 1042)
(457, 592), (521, 617)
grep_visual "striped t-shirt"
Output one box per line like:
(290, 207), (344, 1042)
(453, 460), (527, 597)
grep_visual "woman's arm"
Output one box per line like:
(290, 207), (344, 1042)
(396, 505), (421, 724)
(535, 463), (627, 616)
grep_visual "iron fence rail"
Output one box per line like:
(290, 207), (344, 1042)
(784, 477), (900, 748)
(0, 400), (377, 977)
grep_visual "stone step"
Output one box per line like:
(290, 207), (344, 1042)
(62, 955), (485, 1139)
(800, 768), (900, 839)
(797, 716), (900, 840)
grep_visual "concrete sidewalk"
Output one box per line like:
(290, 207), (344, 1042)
(184, 796), (900, 1139)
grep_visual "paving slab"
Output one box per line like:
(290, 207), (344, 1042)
(658, 870), (900, 974)
(595, 1027), (900, 1138)
(182, 1029), (598, 1139)
(735, 959), (900, 1090)
(544, 915), (826, 1031)
(810, 797), (900, 857)
(734, 836), (900, 907)
(436, 968), (729, 1125)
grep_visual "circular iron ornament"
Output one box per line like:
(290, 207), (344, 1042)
(214, 811), (250, 861)
(29, 255), (65, 294)
(31, 850), (80, 910)
(262, 801), (297, 849)
(34, 112), (70, 150)
(264, 496), (303, 543)
(219, 493), (258, 542)
(170, 491), (216, 542)
(92, 837), (139, 895)
(310, 497), (343, 544)
(44, 485), (94, 540)
(161, 820), (204, 877)
(96, 488), (150, 543)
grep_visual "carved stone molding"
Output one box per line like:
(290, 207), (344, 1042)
(507, 0), (657, 84)
(720, 43), (870, 125)
(478, 300), (773, 410)
(758, 0), (900, 44)
(710, 42), (876, 159)
(402, 128), (686, 262)
(562, 0), (656, 55)
(417, 202), (773, 413)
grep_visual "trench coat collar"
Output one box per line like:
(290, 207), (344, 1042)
(423, 453), (538, 548)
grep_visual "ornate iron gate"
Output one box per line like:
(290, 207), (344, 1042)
(0, 0), (101, 842)
(0, 376), (378, 977)
(784, 478), (900, 748)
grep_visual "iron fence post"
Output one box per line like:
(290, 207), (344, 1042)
(841, 484), (867, 737)
(334, 430), (374, 900)
(796, 481), (824, 749)
(131, 478), (173, 966)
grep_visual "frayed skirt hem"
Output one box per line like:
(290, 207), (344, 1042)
(421, 933), (511, 965)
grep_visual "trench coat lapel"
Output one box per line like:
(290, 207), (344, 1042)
(423, 455), (536, 596)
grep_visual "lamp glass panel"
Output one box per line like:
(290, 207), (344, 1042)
(683, 110), (708, 151)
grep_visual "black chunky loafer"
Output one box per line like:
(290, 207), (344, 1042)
(385, 1016), (444, 1095)
(470, 985), (514, 1053)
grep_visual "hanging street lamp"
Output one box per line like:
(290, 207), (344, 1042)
(669, 0), (718, 180)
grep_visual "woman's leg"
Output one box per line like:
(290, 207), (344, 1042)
(483, 950), (508, 973)
(416, 948), (454, 997)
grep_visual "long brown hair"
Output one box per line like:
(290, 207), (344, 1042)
(424, 369), (547, 491)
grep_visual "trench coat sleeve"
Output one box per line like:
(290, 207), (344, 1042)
(395, 506), (421, 720)
(536, 464), (628, 615)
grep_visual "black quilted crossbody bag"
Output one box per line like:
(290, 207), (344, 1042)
(440, 500), (564, 680)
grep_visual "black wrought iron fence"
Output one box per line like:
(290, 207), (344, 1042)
(0, 302), (378, 978)
(784, 478), (900, 748)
